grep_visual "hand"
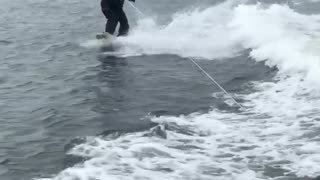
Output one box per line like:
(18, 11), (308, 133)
(128, 0), (135, 2)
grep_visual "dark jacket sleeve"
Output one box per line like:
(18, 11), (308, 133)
(102, 0), (125, 9)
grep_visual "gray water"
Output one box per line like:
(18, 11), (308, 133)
(0, 0), (320, 180)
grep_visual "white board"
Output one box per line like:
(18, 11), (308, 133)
(96, 32), (115, 46)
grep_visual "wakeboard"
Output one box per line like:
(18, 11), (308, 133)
(96, 32), (115, 45)
(96, 32), (114, 39)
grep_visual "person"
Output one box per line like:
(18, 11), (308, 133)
(101, 0), (135, 37)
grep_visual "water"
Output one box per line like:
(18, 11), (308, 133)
(1, 0), (320, 180)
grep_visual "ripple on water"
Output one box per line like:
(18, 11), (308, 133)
(0, 40), (13, 45)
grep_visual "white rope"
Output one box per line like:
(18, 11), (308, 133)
(127, 1), (144, 16)
(127, 2), (244, 110)
(187, 57), (244, 109)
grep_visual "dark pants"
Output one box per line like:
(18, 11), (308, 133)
(101, 0), (129, 36)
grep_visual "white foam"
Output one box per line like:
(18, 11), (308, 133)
(229, 4), (320, 84)
(117, 3), (320, 84)
(117, 1), (243, 59)
(38, 103), (319, 180)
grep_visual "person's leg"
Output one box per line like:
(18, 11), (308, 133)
(104, 11), (119, 34)
(116, 8), (129, 36)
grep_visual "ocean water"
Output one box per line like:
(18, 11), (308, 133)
(1, 0), (320, 180)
